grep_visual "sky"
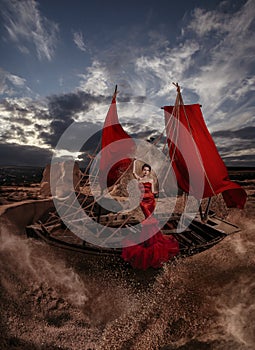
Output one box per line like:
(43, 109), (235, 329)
(0, 0), (254, 167)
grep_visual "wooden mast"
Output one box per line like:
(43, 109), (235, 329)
(172, 82), (212, 221)
(97, 85), (118, 223)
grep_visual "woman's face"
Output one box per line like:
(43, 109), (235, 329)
(142, 166), (151, 177)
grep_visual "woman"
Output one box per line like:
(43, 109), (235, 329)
(133, 161), (157, 218)
(121, 160), (179, 270)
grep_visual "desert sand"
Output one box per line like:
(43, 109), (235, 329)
(0, 171), (255, 350)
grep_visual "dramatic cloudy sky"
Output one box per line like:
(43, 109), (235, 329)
(0, 0), (254, 167)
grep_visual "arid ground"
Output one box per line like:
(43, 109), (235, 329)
(0, 169), (255, 350)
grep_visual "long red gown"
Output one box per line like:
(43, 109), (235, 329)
(121, 182), (179, 270)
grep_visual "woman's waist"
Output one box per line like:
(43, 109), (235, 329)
(141, 192), (155, 200)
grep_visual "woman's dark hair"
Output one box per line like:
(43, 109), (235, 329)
(142, 163), (151, 171)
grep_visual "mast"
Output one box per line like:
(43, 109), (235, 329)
(198, 198), (211, 222)
(97, 85), (118, 223)
(174, 82), (214, 220)
(113, 84), (118, 98)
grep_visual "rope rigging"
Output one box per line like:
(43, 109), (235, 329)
(42, 82), (227, 237)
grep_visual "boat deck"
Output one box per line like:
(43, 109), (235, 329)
(26, 210), (240, 258)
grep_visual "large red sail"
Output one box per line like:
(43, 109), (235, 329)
(164, 103), (247, 209)
(99, 94), (135, 189)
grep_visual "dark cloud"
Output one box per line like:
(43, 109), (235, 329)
(47, 90), (106, 119)
(211, 127), (255, 165)
(224, 155), (255, 167)
(130, 129), (160, 141)
(133, 96), (147, 103)
(41, 90), (149, 151)
(0, 143), (53, 166)
(77, 129), (102, 167)
(218, 141), (255, 155)
(42, 118), (75, 147)
(115, 95), (146, 103)
(48, 92), (83, 119)
(0, 129), (13, 141)
(0, 90), (148, 157)
(0, 125), (31, 144)
(27, 104), (51, 120)
(12, 125), (28, 143)
(14, 117), (32, 126)
(34, 123), (45, 131)
(39, 91), (106, 147)
(123, 122), (160, 141)
(2, 99), (30, 113)
(0, 99), (49, 138)
(211, 126), (255, 140)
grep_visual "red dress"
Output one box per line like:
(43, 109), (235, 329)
(121, 182), (179, 270)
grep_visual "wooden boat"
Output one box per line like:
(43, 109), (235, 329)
(25, 203), (240, 258)
(23, 83), (246, 266)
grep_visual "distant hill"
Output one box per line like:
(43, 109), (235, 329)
(0, 165), (254, 187)
(0, 166), (44, 186)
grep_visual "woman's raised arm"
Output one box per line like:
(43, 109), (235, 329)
(133, 159), (140, 180)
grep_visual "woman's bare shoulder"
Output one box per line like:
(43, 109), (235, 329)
(139, 178), (153, 183)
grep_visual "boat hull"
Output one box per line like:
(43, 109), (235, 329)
(0, 199), (240, 260)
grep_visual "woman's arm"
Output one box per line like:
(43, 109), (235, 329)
(133, 159), (141, 180)
(151, 179), (159, 197)
(151, 179), (155, 193)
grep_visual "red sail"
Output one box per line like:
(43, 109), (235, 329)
(164, 104), (247, 209)
(99, 96), (135, 188)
